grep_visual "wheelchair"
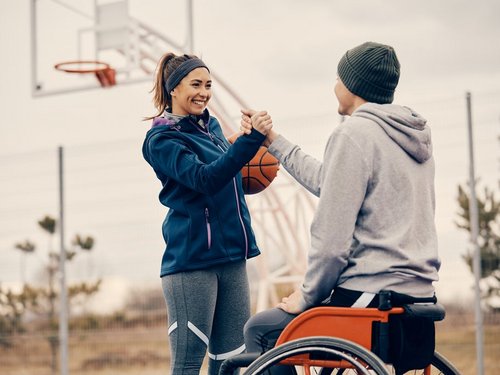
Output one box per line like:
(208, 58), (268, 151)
(220, 291), (461, 375)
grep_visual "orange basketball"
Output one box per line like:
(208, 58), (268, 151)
(228, 133), (280, 194)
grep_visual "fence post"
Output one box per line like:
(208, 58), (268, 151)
(466, 91), (485, 375)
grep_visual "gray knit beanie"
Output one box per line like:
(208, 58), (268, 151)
(337, 42), (400, 104)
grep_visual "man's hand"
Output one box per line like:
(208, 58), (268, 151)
(241, 108), (279, 147)
(240, 109), (272, 135)
(277, 289), (306, 314)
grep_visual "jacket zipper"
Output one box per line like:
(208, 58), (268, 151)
(232, 179), (249, 258)
(205, 208), (212, 249)
(195, 124), (249, 258)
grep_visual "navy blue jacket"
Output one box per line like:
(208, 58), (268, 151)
(142, 110), (263, 276)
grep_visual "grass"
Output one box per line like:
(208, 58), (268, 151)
(1, 316), (499, 374)
(435, 323), (500, 375)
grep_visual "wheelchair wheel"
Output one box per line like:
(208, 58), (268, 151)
(316, 351), (460, 375)
(243, 336), (390, 375)
(425, 352), (460, 375)
(374, 351), (460, 375)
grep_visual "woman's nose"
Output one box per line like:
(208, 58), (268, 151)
(199, 87), (209, 97)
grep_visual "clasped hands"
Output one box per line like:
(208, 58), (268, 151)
(240, 109), (277, 147)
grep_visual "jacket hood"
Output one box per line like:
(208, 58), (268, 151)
(352, 103), (432, 163)
(151, 108), (211, 131)
(144, 109), (212, 159)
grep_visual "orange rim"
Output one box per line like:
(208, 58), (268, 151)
(54, 60), (111, 74)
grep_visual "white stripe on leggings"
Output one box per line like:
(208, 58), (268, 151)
(351, 292), (376, 308)
(208, 344), (246, 361)
(168, 321), (178, 335)
(187, 321), (209, 346)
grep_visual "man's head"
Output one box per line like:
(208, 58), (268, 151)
(335, 42), (400, 114)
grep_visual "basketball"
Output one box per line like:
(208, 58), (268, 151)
(228, 133), (280, 194)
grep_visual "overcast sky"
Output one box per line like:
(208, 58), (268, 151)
(0, 0), (499, 310)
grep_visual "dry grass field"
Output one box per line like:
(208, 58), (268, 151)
(435, 322), (500, 375)
(1, 313), (499, 374)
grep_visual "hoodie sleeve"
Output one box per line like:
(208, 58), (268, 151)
(268, 135), (323, 197)
(144, 129), (265, 195)
(298, 131), (370, 310)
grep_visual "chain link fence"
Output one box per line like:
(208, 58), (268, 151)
(1, 105), (499, 374)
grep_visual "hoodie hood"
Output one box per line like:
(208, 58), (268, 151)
(352, 103), (432, 163)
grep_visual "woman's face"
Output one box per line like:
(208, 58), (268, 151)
(171, 67), (212, 116)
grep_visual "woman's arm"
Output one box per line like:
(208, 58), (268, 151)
(145, 129), (265, 195)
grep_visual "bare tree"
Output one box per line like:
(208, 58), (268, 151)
(456, 184), (500, 310)
(1, 215), (101, 375)
(13, 240), (36, 284)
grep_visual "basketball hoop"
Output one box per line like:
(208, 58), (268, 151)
(54, 60), (116, 88)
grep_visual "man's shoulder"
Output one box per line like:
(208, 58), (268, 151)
(337, 116), (380, 138)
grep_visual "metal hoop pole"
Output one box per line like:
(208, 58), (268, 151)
(58, 146), (69, 375)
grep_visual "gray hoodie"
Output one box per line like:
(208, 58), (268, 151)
(269, 102), (440, 310)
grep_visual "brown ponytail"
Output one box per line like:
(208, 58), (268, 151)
(144, 52), (197, 121)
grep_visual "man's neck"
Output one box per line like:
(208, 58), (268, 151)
(346, 97), (368, 116)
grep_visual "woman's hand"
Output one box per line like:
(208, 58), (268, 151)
(240, 109), (255, 135)
(241, 109), (271, 135)
(241, 109), (279, 146)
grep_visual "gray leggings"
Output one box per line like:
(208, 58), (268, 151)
(162, 260), (250, 375)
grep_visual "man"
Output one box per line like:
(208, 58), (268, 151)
(241, 42), (440, 364)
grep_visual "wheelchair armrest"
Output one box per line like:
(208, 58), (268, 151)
(403, 303), (446, 321)
(378, 290), (437, 310)
(219, 352), (260, 375)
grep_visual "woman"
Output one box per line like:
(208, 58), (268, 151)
(142, 53), (272, 375)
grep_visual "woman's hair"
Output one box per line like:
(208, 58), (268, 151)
(145, 53), (198, 120)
